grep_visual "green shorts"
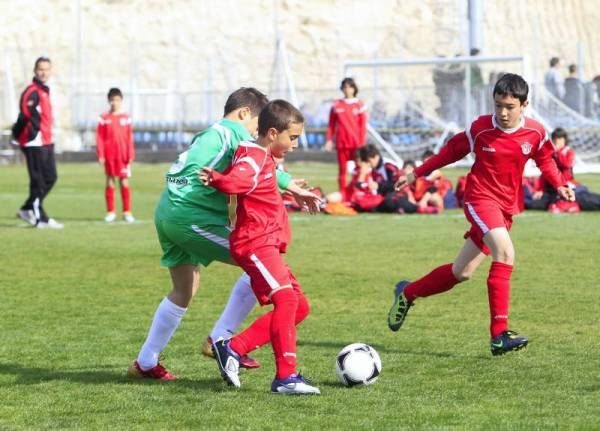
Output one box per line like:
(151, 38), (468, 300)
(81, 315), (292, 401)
(155, 219), (233, 267)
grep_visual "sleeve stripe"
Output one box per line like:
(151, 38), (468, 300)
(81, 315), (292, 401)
(465, 127), (475, 153)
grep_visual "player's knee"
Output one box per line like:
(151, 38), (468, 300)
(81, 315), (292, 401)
(295, 293), (310, 324)
(494, 248), (515, 264)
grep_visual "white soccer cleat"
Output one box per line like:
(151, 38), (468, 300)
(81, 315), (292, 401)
(271, 374), (321, 395)
(104, 212), (116, 223)
(123, 212), (135, 223)
(17, 209), (36, 226)
(37, 218), (64, 229)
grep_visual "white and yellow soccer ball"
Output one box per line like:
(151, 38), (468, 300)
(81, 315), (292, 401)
(335, 343), (382, 387)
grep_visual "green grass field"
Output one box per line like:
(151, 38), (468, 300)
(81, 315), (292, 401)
(1, 162), (599, 430)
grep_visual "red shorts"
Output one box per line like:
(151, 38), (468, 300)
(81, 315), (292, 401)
(233, 246), (303, 306)
(463, 201), (513, 255)
(104, 159), (131, 178)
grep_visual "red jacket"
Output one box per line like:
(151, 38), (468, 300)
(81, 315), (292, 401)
(96, 112), (135, 163)
(326, 98), (367, 149)
(12, 78), (53, 147)
(415, 115), (565, 214)
(209, 141), (290, 257)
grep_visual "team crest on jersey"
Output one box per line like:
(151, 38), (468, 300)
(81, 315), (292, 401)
(521, 142), (532, 155)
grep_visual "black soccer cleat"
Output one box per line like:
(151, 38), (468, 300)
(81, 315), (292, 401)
(387, 280), (413, 332)
(490, 330), (528, 356)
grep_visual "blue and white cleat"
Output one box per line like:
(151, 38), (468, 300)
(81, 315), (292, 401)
(271, 374), (320, 395)
(212, 339), (241, 388)
(387, 280), (412, 332)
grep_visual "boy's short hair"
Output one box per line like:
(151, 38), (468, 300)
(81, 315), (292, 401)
(258, 100), (303, 136)
(493, 73), (529, 104)
(107, 87), (123, 99)
(551, 127), (569, 144)
(550, 57), (560, 67)
(224, 87), (269, 117)
(568, 64), (577, 74)
(422, 149), (435, 159)
(358, 144), (380, 162)
(340, 77), (359, 96)
(34, 56), (51, 69)
(403, 159), (415, 169)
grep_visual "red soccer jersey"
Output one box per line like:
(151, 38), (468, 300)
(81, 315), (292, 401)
(538, 146), (577, 191)
(326, 98), (367, 149)
(209, 141), (290, 256)
(414, 115), (565, 214)
(96, 112), (134, 163)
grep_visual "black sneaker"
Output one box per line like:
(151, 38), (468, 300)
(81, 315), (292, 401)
(490, 330), (528, 356)
(387, 280), (412, 331)
(212, 339), (241, 387)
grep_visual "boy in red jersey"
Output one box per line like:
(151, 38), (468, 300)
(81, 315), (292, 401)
(96, 88), (135, 223)
(387, 73), (575, 355)
(325, 77), (368, 201)
(200, 100), (321, 394)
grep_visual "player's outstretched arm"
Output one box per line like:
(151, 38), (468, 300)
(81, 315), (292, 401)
(199, 164), (256, 195)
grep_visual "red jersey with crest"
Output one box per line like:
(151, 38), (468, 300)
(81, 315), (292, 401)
(96, 112), (134, 163)
(414, 115), (565, 214)
(209, 141), (290, 256)
(326, 98), (367, 149)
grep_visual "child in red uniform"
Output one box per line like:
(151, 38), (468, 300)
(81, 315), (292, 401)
(387, 74), (575, 355)
(325, 77), (367, 202)
(96, 88), (135, 223)
(200, 100), (321, 395)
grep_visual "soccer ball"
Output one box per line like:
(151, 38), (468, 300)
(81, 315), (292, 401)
(335, 343), (382, 387)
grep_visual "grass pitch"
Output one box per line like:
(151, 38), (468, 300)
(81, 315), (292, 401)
(1, 162), (599, 430)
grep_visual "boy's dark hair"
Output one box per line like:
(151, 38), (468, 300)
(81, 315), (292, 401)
(340, 77), (359, 96)
(493, 73), (529, 104)
(549, 57), (560, 67)
(107, 87), (123, 99)
(358, 144), (380, 162)
(258, 99), (304, 136)
(551, 127), (569, 144)
(568, 64), (577, 74)
(403, 159), (415, 169)
(422, 149), (435, 159)
(224, 87), (269, 117)
(34, 56), (51, 69)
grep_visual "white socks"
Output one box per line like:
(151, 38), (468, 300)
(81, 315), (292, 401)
(137, 297), (187, 370)
(210, 272), (257, 341)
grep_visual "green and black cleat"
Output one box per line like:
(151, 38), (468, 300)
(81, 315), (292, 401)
(490, 330), (528, 356)
(387, 280), (412, 332)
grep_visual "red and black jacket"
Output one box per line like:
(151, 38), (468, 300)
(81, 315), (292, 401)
(12, 77), (53, 147)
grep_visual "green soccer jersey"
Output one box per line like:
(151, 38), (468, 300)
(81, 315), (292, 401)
(155, 119), (291, 226)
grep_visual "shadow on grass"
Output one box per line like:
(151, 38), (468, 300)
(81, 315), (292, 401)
(300, 339), (457, 358)
(0, 362), (228, 392)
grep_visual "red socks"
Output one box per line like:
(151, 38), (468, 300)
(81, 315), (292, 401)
(404, 263), (459, 302)
(105, 186), (115, 212)
(120, 184), (131, 212)
(229, 289), (309, 379)
(487, 261), (513, 338)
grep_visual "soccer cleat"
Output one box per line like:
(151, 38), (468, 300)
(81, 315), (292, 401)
(123, 212), (135, 223)
(387, 280), (413, 331)
(212, 339), (241, 388)
(36, 218), (64, 229)
(490, 330), (528, 356)
(127, 360), (177, 380)
(104, 212), (116, 223)
(271, 374), (321, 395)
(202, 337), (260, 369)
(17, 209), (36, 225)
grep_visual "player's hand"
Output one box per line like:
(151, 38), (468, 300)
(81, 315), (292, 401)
(98, 158), (105, 166)
(199, 167), (214, 186)
(557, 185), (576, 202)
(324, 140), (333, 152)
(291, 178), (308, 188)
(291, 188), (322, 214)
(368, 180), (379, 192)
(395, 172), (416, 191)
(532, 190), (544, 200)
